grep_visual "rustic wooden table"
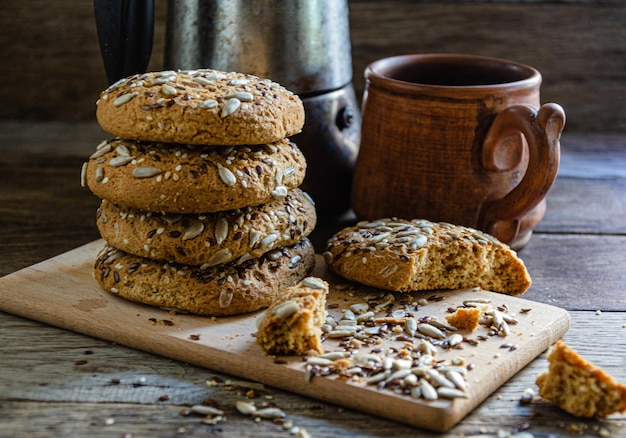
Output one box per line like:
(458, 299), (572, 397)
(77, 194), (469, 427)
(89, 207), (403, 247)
(1, 121), (625, 437)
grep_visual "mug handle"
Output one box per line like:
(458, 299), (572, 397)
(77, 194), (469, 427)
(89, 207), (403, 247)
(479, 103), (566, 244)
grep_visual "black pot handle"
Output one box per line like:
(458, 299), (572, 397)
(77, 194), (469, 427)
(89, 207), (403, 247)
(94, 0), (154, 85)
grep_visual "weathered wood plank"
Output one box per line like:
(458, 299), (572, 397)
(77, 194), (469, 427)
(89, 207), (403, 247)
(520, 234), (626, 311)
(1, 311), (624, 437)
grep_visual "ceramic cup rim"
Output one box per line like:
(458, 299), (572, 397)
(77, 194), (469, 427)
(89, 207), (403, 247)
(365, 53), (542, 96)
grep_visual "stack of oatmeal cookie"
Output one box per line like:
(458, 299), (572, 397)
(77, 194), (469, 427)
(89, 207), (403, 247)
(81, 69), (317, 316)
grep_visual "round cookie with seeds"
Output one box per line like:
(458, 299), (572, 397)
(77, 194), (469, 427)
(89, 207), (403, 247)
(324, 218), (532, 296)
(96, 69), (305, 146)
(94, 238), (316, 317)
(82, 137), (307, 214)
(96, 188), (316, 267)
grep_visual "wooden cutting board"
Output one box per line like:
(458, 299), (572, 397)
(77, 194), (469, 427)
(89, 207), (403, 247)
(0, 240), (569, 432)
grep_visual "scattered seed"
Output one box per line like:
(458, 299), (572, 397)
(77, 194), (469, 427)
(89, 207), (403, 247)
(254, 407), (286, 419)
(520, 387), (535, 404)
(437, 387), (468, 399)
(420, 379), (438, 400)
(418, 323), (446, 339)
(236, 400), (257, 415)
(191, 405), (224, 416)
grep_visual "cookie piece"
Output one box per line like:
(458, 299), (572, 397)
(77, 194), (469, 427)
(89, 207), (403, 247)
(323, 218), (531, 295)
(536, 340), (626, 418)
(445, 307), (482, 332)
(256, 277), (328, 355)
(94, 239), (315, 316)
(96, 188), (316, 267)
(96, 69), (305, 146)
(82, 137), (307, 213)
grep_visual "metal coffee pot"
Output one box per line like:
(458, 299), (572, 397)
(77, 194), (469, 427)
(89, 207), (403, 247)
(94, 0), (360, 224)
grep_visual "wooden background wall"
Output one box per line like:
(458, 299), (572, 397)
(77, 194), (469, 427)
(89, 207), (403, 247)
(0, 0), (624, 132)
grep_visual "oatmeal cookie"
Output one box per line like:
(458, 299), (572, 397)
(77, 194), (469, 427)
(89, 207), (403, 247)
(96, 69), (304, 146)
(94, 238), (316, 317)
(96, 188), (316, 267)
(82, 137), (306, 214)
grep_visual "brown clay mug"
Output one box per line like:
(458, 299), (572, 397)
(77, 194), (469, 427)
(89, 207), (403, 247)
(352, 54), (566, 249)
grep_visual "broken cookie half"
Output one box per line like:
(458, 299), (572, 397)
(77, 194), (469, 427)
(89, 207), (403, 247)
(536, 340), (626, 418)
(256, 277), (329, 356)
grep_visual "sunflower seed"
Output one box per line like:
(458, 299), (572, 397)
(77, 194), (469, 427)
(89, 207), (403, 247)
(94, 167), (104, 182)
(260, 233), (278, 249)
(320, 352), (348, 361)
(90, 144), (112, 159)
(410, 235), (428, 248)
(218, 290), (233, 308)
(326, 329), (357, 338)
(228, 78), (249, 86)
(132, 166), (161, 178)
(436, 387), (468, 399)
(302, 277), (326, 290)
(191, 76), (214, 86)
(201, 248), (233, 268)
(384, 369), (412, 384)
(249, 229), (262, 247)
(448, 333), (464, 347)
(116, 145), (131, 156)
(182, 223), (204, 241)
(162, 213), (182, 224)
(402, 317), (417, 336)
(254, 407), (286, 419)
(80, 162), (88, 187)
(272, 186), (288, 199)
(221, 98), (241, 118)
(200, 99), (218, 109)
(226, 91), (253, 102)
(410, 385), (422, 399)
(113, 92), (137, 107)
(356, 311), (375, 322)
(109, 156), (134, 167)
(418, 323), (446, 339)
(306, 357), (332, 366)
(214, 218), (228, 244)
(429, 319), (458, 331)
(366, 372), (389, 385)
(217, 165), (236, 186)
(420, 379), (438, 400)
(272, 300), (299, 320)
(191, 405), (224, 416)
(427, 369), (456, 389)
(161, 84), (177, 95)
(236, 400), (257, 415)
(446, 370), (467, 391)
